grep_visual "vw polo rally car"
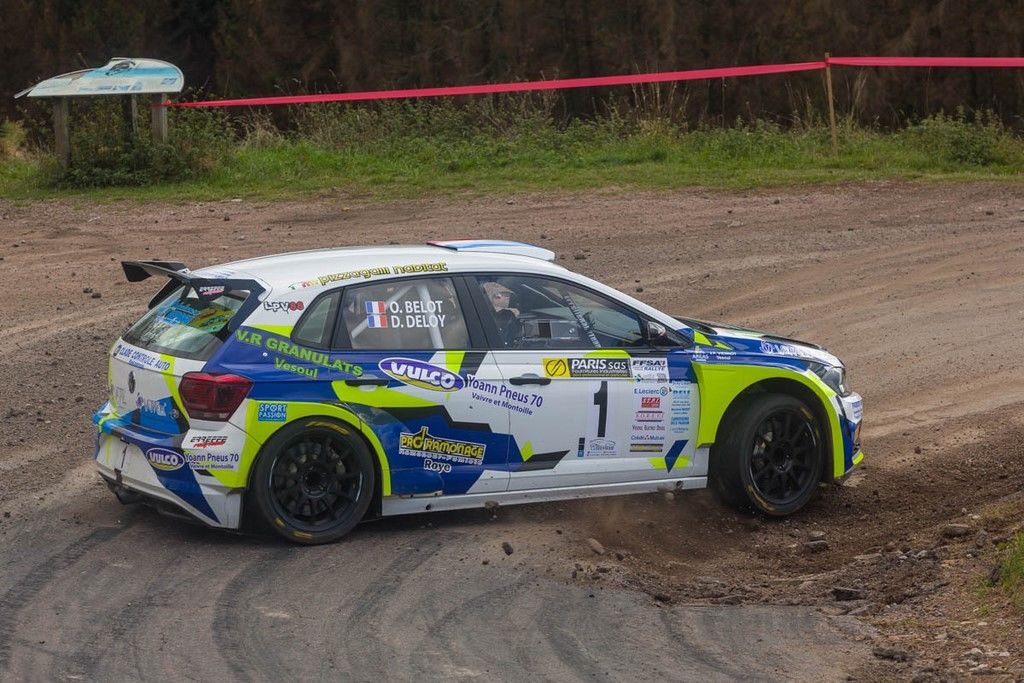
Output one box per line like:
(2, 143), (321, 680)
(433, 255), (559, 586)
(94, 240), (863, 544)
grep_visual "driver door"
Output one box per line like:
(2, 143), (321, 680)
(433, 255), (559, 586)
(466, 274), (698, 491)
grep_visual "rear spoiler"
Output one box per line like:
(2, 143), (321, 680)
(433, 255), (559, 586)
(121, 260), (266, 310)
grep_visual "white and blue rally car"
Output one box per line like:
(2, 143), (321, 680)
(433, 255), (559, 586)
(94, 240), (863, 544)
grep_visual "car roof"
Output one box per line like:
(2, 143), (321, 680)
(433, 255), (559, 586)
(192, 242), (566, 289)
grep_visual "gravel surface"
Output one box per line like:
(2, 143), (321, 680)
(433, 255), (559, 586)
(1, 182), (1023, 681)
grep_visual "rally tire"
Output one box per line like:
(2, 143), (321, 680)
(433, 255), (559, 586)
(711, 393), (824, 517)
(250, 417), (375, 545)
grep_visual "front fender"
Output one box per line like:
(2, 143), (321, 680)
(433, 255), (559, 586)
(691, 362), (852, 479)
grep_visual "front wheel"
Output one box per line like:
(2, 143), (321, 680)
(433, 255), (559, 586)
(250, 417), (375, 544)
(711, 393), (824, 516)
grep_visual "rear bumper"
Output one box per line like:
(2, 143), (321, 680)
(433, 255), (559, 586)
(94, 416), (244, 529)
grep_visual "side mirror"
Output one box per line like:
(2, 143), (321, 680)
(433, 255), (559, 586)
(645, 320), (669, 342)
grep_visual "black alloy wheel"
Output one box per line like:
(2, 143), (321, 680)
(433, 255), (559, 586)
(747, 407), (819, 507)
(711, 393), (824, 517)
(251, 418), (375, 544)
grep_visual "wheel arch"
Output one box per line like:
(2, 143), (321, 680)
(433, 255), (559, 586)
(692, 363), (844, 479)
(240, 401), (392, 504)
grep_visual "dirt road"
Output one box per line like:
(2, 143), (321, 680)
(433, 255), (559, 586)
(1, 183), (1022, 681)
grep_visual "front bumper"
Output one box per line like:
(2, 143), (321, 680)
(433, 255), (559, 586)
(837, 392), (864, 475)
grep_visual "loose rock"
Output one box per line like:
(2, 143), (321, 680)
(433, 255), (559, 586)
(803, 540), (829, 553)
(501, 541), (514, 556)
(872, 647), (911, 662)
(942, 523), (972, 539)
(586, 538), (606, 555)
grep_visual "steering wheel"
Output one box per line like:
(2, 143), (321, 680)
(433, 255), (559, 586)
(494, 309), (524, 347)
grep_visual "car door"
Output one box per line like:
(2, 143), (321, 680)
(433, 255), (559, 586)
(466, 273), (699, 491)
(328, 274), (511, 497)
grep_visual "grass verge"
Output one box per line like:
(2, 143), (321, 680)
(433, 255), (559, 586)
(2, 108), (1022, 202)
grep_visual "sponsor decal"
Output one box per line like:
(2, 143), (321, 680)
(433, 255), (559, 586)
(630, 443), (663, 453)
(113, 343), (171, 371)
(634, 385), (670, 397)
(146, 447), (185, 471)
(197, 285), (226, 298)
(543, 357), (632, 379)
(186, 435), (229, 449)
(466, 373), (542, 415)
(181, 451), (241, 471)
(136, 395), (170, 417)
(263, 300), (305, 314)
(630, 357), (669, 381)
(399, 426), (486, 465)
(275, 357), (318, 379)
(286, 263), (448, 291)
(759, 340), (798, 356)
(288, 266), (393, 290)
(585, 438), (617, 457)
(235, 329), (363, 376)
(257, 403), (288, 422)
(379, 357), (465, 392)
(671, 416), (690, 427)
(127, 371), (136, 394)
(392, 262), (449, 275)
(640, 396), (661, 409)
(423, 459), (452, 474)
(636, 410), (664, 422)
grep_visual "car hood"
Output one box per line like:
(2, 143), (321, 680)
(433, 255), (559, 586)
(673, 316), (843, 367)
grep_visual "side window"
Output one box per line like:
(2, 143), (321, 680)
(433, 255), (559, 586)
(293, 291), (340, 348)
(338, 276), (470, 350)
(473, 275), (644, 349)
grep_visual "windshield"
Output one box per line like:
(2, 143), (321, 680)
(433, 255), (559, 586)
(122, 284), (249, 360)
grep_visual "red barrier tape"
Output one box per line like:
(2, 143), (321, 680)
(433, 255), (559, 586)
(166, 61), (825, 108)
(828, 56), (1024, 68)
(162, 57), (1024, 108)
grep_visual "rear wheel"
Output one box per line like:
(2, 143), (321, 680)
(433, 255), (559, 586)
(250, 417), (375, 544)
(711, 393), (824, 516)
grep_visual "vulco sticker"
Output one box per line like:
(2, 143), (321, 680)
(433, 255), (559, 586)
(543, 357), (632, 378)
(379, 357), (465, 392)
(146, 447), (185, 471)
(257, 403), (288, 422)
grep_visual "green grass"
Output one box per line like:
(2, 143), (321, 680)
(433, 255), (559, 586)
(3, 117), (1023, 202)
(999, 532), (1024, 613)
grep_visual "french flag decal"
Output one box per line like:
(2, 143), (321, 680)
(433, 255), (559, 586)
(365, 301), (388, 328)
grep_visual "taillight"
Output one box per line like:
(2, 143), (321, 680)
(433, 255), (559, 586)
(179, 372), (252, 421)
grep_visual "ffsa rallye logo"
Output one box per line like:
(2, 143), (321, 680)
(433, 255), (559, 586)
(378, 357), (465, 392)
(543, 357), (632, 378)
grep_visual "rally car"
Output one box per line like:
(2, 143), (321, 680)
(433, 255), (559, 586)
(94, 240), (863, 544)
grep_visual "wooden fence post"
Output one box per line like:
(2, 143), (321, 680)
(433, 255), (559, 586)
(52, 97), (70, 168)
(824, 52), (838, 156)
(151, 94), (168, 144)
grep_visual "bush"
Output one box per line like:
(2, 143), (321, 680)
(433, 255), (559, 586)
(902, 110), (1011, 166)
(51, 98), (233, 188)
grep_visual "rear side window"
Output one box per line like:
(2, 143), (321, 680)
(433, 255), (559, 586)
(338, 277), (469, 350)
(123, 284), (249, 360)
(293, 291), (340, 348)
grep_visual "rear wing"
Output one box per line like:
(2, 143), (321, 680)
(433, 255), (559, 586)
(121, 260), (266, 310)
